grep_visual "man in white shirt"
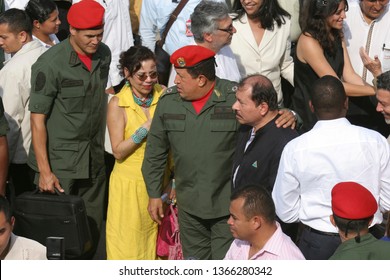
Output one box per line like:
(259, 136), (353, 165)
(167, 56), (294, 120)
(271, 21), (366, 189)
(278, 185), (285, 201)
(343, 0), (390, 136)
(376, 70), (390, 144)
(272, 75), (390, 260)
(167, 0), (241, 86)
(0, 8), (45, 196)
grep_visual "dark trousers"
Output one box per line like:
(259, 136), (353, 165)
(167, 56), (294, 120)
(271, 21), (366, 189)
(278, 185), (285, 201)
(298, 226), (341, 260)
(8, 163), (35, 196)
(178, 210), (233, 260)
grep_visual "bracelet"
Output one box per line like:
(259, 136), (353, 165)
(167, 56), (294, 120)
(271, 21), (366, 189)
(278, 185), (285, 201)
(131, 127), (148, 144)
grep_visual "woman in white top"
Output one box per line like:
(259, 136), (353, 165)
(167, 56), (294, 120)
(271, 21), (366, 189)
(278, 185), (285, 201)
(25, 0), (60, 48)
(230, 0), (293, 106)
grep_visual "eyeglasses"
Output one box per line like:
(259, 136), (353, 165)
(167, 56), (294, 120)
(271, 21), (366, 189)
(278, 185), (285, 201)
(217, 24), (234, 35)
(134, 71), (158, 81)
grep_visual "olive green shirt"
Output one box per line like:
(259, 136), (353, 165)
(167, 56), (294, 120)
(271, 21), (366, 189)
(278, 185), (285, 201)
(142, 78), (238, 219)
(0, 97), (9, 136)
(28, 38), (111, 178)
(329, 233), (390, 260)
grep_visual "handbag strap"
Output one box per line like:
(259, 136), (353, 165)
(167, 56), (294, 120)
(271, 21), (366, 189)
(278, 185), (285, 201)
(159, 0), (190, 47)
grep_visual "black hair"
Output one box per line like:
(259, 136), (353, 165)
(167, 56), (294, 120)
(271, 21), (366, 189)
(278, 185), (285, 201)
(311, 75), (346, 117)
(0, 8), (32, 35)
(118, 46), (156, 77)
(186, 58), (216, 81)
(25, 0), (57, 24)
(232, 0), (290, 31)
(300, 0), (348, 56)
(0, 195), (12, 224)
(230, 185), (276, 223)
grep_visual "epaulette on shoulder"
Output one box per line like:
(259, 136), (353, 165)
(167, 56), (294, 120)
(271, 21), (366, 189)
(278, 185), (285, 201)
(160, 86), (177, 98)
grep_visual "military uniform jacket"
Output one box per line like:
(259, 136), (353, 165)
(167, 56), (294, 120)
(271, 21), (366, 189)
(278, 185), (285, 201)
(142, 78), (238, 219)
(329, 233), (390, 260)
(28, 38), (111, 178)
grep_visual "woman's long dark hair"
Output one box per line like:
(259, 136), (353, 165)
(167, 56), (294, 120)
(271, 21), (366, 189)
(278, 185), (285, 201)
(232, 0), (290, 30)
(25, 0), (57, 24)
(300, 0), (348, 56)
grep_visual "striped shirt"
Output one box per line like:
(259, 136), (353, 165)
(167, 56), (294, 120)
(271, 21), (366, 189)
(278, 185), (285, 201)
(224, 222), (305, 260)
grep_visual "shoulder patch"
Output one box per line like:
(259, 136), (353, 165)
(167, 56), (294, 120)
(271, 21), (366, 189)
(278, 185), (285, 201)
(35, 72), (46, 91)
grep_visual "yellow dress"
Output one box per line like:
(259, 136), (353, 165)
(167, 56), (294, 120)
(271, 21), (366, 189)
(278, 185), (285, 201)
(106, 84), (163, 259)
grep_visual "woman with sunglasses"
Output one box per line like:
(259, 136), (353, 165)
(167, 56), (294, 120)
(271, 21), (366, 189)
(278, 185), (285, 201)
(106, 46), (165, 259)
(25, 0), (61, 48)
(292, 0), (380, 132)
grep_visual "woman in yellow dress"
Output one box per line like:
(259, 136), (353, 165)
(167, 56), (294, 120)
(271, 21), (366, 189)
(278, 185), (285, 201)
(106, 46), (164, 259)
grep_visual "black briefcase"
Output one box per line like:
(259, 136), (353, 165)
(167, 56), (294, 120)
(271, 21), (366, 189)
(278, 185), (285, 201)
(13, 190), (93, 259)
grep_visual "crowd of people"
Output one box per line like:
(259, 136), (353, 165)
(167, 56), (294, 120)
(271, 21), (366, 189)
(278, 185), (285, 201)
(0, 0), (389, 261)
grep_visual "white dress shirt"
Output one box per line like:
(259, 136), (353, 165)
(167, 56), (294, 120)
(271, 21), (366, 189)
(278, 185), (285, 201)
(230, 13), (294, 106)
(272, 118), (390, 233)
(139, 0), (224, 56)
(0, 40), (46, 164)
(344, 2), (390, 84)
(4, 233), (47, 260)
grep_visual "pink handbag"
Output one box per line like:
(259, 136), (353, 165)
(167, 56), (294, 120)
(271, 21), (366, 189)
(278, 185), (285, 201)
(156, 204), (183, 260)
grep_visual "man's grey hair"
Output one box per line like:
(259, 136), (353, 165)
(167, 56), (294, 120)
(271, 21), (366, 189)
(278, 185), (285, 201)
(190, 0), (230, 42)
(377, 70), (390, 92)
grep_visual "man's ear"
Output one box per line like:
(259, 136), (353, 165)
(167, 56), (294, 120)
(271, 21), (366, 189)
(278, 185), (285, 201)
(258, 102), (269, 116)
(69, 26), (77, 36)
(198, 75), (207, 87)
(17, 31), (28, 44)
(309, 100), (315, 113)
(330, 215), (336, 227)
(10, 216), (15, 230)
(251, 215), (262, 230)
(203, 32), (213, 44)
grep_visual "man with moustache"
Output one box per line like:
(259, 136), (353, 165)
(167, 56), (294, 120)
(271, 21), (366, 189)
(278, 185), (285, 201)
(142, 45), (237, 260)
(28, 0), (111, 254)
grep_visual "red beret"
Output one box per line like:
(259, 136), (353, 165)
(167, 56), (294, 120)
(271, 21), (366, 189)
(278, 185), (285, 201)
(170, 45), (215, 68)
(331, 182), (377, 220)
(67, 0), (105, 30)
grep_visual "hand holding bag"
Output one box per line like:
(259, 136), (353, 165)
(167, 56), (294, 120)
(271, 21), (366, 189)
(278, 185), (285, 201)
(156, 203), (183, 260)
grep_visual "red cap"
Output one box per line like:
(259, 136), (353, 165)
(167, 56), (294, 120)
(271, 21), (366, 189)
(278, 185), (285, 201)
(331, 182), (377, 220)
(170, 45), (215, 68)
(67, 0), (105, 30)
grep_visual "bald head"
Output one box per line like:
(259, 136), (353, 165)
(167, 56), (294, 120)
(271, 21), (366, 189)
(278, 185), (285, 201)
(238, 74), (278, 110)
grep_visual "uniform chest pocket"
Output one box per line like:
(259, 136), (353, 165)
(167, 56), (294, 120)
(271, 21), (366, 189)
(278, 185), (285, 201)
(60, 83), (85, 113)
(163, 114), (186, 131)
(210, 113), (237, 131)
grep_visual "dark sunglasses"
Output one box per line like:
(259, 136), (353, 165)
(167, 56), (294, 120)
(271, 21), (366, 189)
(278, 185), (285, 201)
(134, 71), (158, 81)
(218, 24), (234, 35)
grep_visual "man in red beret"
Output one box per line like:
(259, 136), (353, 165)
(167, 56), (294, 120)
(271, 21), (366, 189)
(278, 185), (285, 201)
(28, 0), (111, 258)
(329, 182), (390, 260)
(142, 45), (237, 260)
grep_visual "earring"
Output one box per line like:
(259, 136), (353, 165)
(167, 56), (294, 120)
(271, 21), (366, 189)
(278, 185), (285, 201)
(125, 80), (130, 87)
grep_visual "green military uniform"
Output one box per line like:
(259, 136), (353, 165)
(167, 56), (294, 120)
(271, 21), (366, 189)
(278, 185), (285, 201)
(28, 38), (111, 242)
(329, 233), (390, 260)
(0, 97), (9, 136)
(142, 78), (238, 259)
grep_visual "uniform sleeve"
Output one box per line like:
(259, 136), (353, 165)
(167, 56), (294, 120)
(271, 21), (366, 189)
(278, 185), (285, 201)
(0, 97), (9, 136)
(272, 145), (301, 223)
(141, 97), (170, 198)
(29, 60), (58, 114)
(139, 0), (158, 52)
